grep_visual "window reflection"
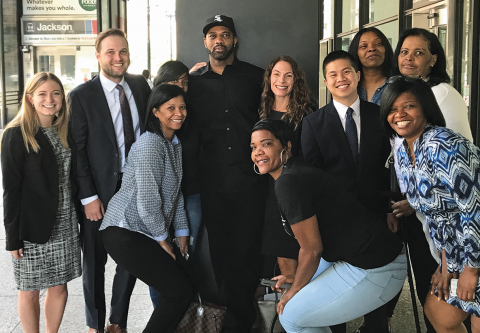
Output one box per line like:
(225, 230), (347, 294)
(461, 0), (472, 107)
(342, 0), (359, 32)
(374, 20), (399, 52)
(369, 0), (398, 22)
(341, 34), (355, 51)
(323, 0), (334, 39)
(2, 0), (20, 123)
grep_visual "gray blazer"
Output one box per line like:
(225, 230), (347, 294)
(100, 131), (188, 240)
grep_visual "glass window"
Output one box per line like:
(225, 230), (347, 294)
(119, 0), (126, 32)
(323, 0), (334, 39)
(60, 55), (76, 78)
(375, 20), (399, 54)
(127, 0), (177, 75)
(102, 0), (110, 31)
(460, 0), (472, 107)
(341, 33), (356, 51)
(369, 0), (398, 22)
(2, 0), (20, 123)
(342, 0), (359, 32)
(111, 0), (119, 28)
(39, 56), (55, 73)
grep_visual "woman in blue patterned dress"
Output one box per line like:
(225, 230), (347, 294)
(380, 75), (480, 332)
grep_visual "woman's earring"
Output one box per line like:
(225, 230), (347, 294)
(280, 149), (287, 166)
(253, 163), (262, 175)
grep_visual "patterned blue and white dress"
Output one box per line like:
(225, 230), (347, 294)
(397, 124), (480, 316)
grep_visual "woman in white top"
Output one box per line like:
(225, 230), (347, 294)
(389, 28), (473, 333)
(392, 28), (474, 220)
(393, 28), (472, 140)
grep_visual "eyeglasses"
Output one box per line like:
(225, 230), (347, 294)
(387, 74), (423, 84)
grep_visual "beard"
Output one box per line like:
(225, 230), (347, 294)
(101, 61), (129, 79)
(207, 44), (234, 61)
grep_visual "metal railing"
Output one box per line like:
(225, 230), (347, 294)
(0, 90), (21, 127)
(0, 90), (21, 105)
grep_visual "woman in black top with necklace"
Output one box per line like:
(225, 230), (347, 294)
(259, 55), (315, 155)
(259, 56), (315, 275)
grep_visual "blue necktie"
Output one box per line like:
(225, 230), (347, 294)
(345, 107), (358, 165)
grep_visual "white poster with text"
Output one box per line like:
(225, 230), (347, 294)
(23, 0), (97, 16)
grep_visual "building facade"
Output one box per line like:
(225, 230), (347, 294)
(2, 0), (480, 142)
(319, 0), (480, 142)
(0, 0), (126, 126)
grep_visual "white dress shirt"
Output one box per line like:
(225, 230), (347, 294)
(81, 71), (141, 205)
(333, 96), (361, 150)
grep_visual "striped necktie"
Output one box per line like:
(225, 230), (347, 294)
(116, 84), (135, 157)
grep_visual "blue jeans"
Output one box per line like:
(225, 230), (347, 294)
(149, 193), (202, 308)
(280, 253), (407, 333)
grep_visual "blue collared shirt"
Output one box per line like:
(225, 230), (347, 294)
(358, 79), (388, 105)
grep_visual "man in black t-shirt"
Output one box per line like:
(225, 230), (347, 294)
(187, 15), (267, 332)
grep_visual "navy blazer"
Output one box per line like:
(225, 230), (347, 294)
(69, 73), (151, 208)
(1, 127), (79, 251)
(301, 99), (391, 215)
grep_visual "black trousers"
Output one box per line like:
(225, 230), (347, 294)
(201, 180), (267, 332)
(102, 227), (194, 333)
(81, 216), (137, 329)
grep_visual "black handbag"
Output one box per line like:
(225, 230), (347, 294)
(175, 293), (226, 333)
(252, 290), (286, 333)
(253, 259), (287, 333)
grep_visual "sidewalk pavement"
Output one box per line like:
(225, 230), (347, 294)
(0, 170), (427, 332)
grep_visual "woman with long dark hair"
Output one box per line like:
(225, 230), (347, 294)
(259, 55), (315, 277)
(348, 27), (394, 105)
(259, 55), (315, 155)
(100, 84), (194, 333)
(393, 28), (472, 140)
(153, 61), (190, 91)
(149, 60), (202, 308)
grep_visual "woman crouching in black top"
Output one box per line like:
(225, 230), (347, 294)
(251, 119), (407, 332)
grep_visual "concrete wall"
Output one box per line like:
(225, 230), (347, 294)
(176, 0), (320, 97)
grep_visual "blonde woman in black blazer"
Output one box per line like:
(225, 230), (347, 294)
(1, 72), (81, 333)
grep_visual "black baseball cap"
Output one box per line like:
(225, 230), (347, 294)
(203, 15), (236, 36)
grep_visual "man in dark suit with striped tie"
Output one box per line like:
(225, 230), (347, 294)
(301, 50), (394, 333)
(69, 28), (151, 333)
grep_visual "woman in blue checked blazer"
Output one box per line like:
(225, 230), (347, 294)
(100, 84), (193, 333)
